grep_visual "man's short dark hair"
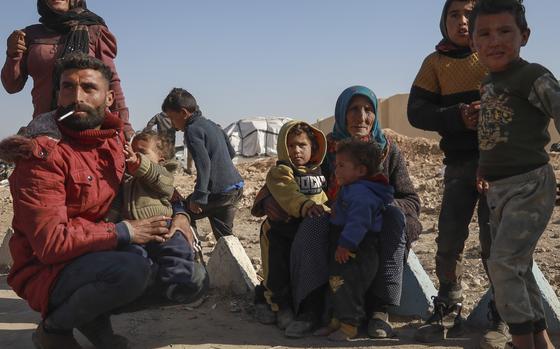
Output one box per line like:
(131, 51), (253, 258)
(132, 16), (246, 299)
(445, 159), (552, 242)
(133, 130), (175, 161)
(54, 53), (113, 90)
(469, 0), (528, 37)
(287, 123), (319, 153)
(161, 88), (198, 113)
(336, 139), (383, 176)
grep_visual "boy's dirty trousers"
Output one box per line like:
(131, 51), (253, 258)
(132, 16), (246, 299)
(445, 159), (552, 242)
(328, 226), (379, 327)
(486, 164), (556, 335)
(187, 188), (243, 241)
(260, 218), (302, 310)
(436, 158), (491, 303)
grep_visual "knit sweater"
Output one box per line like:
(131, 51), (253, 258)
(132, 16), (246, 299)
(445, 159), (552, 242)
(119, 154), (177, 220)
(408, 51), (487, 164)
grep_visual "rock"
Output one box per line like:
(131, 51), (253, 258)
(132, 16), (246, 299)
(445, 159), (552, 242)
(206, 236), (259, 295)
(0, 228), (13, 269)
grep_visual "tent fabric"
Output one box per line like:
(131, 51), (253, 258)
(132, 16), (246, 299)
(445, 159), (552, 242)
(224, 117), (292, 157)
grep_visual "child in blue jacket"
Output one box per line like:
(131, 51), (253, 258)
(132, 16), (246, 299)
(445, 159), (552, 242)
(316, 138), (396, 341)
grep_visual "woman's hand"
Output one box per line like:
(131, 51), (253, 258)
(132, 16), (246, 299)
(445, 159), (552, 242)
(335, 246), (353, 264)
(188, 200), (203, 214)
(7, 30), (26, 58)
(167, 213), (195, 248)
(306, 203), (325, 218)
(125, 216), (170, 244)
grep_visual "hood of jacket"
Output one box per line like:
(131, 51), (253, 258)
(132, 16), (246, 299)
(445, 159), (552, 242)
(277, 120), (326, 171)
(357, 179), (394, 205)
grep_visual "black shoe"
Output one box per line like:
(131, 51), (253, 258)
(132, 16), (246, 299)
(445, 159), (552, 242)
(77, 315), (130, 349)
(414, 296), (464, 343)
(33, 322), (82, 349)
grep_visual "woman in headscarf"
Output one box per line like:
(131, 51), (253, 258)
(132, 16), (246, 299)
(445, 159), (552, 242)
(288, 85), (421, 339)
(2, 0), (133, 139)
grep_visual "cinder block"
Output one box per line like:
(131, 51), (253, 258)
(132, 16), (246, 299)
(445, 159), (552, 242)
(0, 228), (13, 269)
(390, 250), (438, 319)
(206, 235), (258, 295)
(468, 263), (560, 334)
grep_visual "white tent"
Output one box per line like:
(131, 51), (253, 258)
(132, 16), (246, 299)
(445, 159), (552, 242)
(224, 117), (292, 157)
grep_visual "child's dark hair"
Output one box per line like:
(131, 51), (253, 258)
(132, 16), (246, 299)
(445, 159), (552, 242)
(54, 53), (113, 90)
(133, 130), (175, 161)
(469, 0), (528, 37)
(288, 123), (319, 153)
(336, 139), (383, 176)
(161, 88), (199, 113)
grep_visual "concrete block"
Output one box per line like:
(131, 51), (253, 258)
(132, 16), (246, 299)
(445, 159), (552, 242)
(468, 263), (560, 334)
(0, 228), (13, 269)
(390, 250), (437, 319)
(206, 235), (258, 295)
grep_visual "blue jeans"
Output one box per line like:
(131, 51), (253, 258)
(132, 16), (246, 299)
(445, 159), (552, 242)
(46, 251), (151, 330)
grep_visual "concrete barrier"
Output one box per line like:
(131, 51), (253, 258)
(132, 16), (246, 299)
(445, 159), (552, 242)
(206, 235), (259, 295)
(390, 250), (437, 319)
(468, 263), (560, 334)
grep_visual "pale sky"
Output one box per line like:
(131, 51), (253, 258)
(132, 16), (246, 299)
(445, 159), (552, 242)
(1, 1), (559, 139)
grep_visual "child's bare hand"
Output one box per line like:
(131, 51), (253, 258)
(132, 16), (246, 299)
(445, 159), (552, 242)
(477, 176), (489, 194)
(124, 143), (138, 163)
(460, 102), (480, 131)
(306, 203), (325, 218)
(335, 246), (352, 264)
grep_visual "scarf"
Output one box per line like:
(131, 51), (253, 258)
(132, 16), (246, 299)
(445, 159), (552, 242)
(328, 85), (389, 200)
(37, 0), (106, 57)
(436, 0), (473, 58)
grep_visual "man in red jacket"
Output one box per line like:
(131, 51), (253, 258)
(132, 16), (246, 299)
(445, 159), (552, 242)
(2, 54), (195, 349)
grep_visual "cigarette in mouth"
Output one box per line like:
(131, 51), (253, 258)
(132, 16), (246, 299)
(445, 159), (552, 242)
(58, 110), (74, 121)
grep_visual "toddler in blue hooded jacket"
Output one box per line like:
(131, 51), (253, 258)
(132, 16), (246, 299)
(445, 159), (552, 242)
(318, 138), (394, 341)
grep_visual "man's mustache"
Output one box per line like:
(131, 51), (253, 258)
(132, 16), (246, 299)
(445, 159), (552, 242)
(57, 103), (99, 118)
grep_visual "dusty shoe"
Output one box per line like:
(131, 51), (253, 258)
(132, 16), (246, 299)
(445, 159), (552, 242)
(254, 303), (276, 325)
(285, 320), (314, 338)
(285, 312), (316, 338)
(480, 301), (511, 349)
(77, 315), (131, 349)
(414, 297), (464, 343)
(276, 307), (295, 330)
(32, 322), (82, 349)
(367, 311), (394, 338)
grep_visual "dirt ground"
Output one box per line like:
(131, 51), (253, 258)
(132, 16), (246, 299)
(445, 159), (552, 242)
(1, 130), (560, 348)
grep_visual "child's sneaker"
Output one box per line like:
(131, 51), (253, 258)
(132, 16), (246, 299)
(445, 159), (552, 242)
(414, 297), (464, 343)
(480, 301), (510, 349)
(254, 303), (276, 325)
(367, 311), (394, 338)
(276, 307), (295, 330)
(327, 322), (358, 342)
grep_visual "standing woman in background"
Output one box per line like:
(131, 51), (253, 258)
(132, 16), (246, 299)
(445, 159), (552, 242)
(1, 0), (133, 139)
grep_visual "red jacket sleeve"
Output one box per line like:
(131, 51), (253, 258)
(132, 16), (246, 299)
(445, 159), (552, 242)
(95, 26), (133, 139)
(1, 52), (28, 94)
(11, 146), (118, 265)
